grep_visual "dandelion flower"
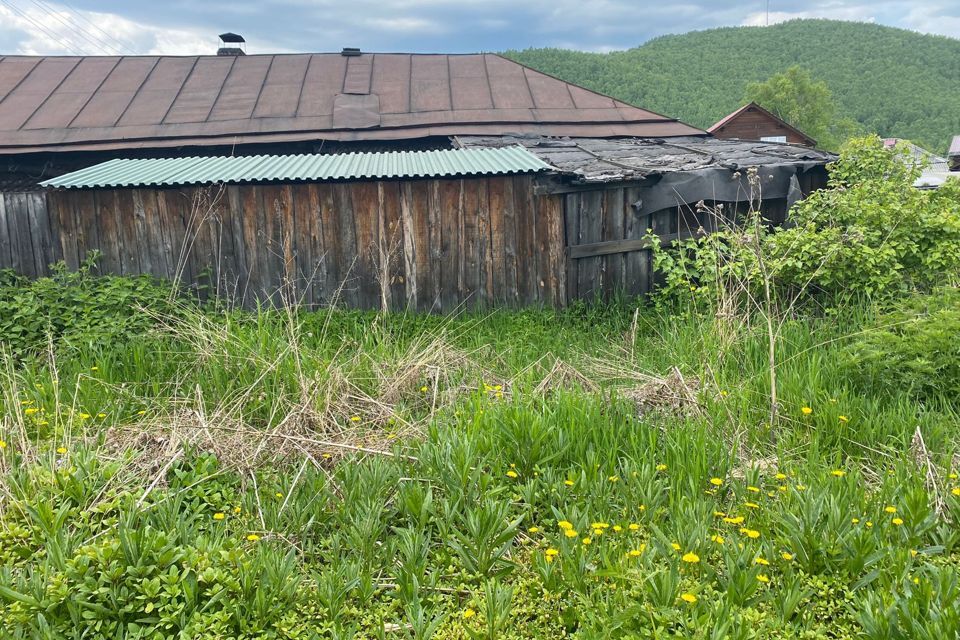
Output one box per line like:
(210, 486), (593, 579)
(558, 521), (573, 530)
(892, 517), (904, 526)
(744, 502), (760, 509)
(656, 464), (667, 472)
(545, 548), (559, 557)
(420, 386), (428, 392)
(796, 485), (807, 491)
(747, 486), (760, 493)
(838, 415), (849, 423)
(755, 557), (770, 566)
(757, 574), (770, 583)
(213, 512), (225, 520)
(710, 477), (723, 486)
(775, 473), (787, 480)
(713, 511), (726, 518)
(884, 506), (897, 514)
(952, 488), (960, 497)
(506, 470), (518, 479)
(528, 527), (540, 534)
(612, 525), (622, 533)
(711, 535), (725, 545)
(233, 506), (242, 514)
(564, 529), (579, 538)
(629, 523), (640, 531)
(463, 608), (476, 619)
(831, 470), (847, 477)
(910, 549), (918, 558)
(740, 528), (760, 539)
(564, 479), (575, 487)
(591, 522), (610, 530)
(852, 518), (860, 524)
(781, 552), (794, 561)
(581, 537), (591, 545)
(79, 413), (91, 420)
(97, 413), (106, 418)
(0, 440), (6, 449)
(681, 552), (700, 563)
(949, 473), (958, 480)
(275, 492), (283, 499)
(671, 542), (681, 551)
(723, 516), (745, 525)
(350, 416), (361, 422)
(866, 521), (873, 528)
(246, 534), (260, 542)
(56, 447), (67, 454)
(24, 407), (39, 416)
(801, 406), (813, 415)
(680, 593), (697, 604)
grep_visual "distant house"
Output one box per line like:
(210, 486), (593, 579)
(0, 45), (832, 311)
(883, 138), (955, 189)
(949, 136), (960, 171)
(709, 102), (817, 147)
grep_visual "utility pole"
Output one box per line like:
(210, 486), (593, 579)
(766, 0), (770, 26)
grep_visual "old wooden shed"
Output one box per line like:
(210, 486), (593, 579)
(0, 50), (833, 310)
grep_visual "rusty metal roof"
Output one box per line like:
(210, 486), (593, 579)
(0, 53), (704, 155)
(41, 145), (553, 189)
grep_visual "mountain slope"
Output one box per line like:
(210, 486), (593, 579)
(505, 20), (960, 153)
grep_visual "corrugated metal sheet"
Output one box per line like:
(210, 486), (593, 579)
(41, 146), (553, 189)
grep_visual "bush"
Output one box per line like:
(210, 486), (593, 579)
(652, 136), (960, 308)
(0, 253), (181, 357)
(845, 287), (960, 402)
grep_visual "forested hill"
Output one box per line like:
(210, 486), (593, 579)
(504, 20), (960, 153)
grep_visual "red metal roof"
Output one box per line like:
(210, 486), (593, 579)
(0, 53), (703, 155)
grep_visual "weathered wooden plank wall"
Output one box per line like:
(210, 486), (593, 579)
(1, 175), (567, 312)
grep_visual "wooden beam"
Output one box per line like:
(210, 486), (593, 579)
(568, 229), (704, 260)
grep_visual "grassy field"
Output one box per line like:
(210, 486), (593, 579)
(1, 283), (959, 638)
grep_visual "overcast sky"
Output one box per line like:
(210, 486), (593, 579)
(0, 1), (958, 56)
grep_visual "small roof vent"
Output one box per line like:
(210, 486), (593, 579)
(341, 47), (362, 57)
(218, 33), (246, 56)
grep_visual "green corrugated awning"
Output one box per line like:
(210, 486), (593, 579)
(41, 146), (554, 189)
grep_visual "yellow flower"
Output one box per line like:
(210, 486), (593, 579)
(852, 518), (860, 524)
(591, 522), (610, 530)
(275, 492), (283, 498)
(892, 517), (904, 526)
(680, 593), (697, 604)
(233, 506), (242, 514)
(747, 486), (760, 493)
(723, 516), (745, 525)
(952, 487), (960, 497)
(884, 506), (897, 514)
(97, 413), (106, 418)
(775, 473), (787, 480)
(612, 525), (622, 533)
(0, 440), (6, 449)
(838, 415), (849, 423)
(744, 502), (760, 509)
(545, 548), (559, 557)
(350, 416), (361, 422)
(564, 529), (579, 538)
(558, 520), (573, 530)
(866, 521), (873, 528)
(628, 549), (642, 558)
(24, 407), (39, 416)
(757, 574), (770, 583)
(778, 485), (788, 492)
(710, 477), (723, 486)
(506, 470), (518, 479)
(781, 552), (794, 561)
(528, 527), (540, 534)
(681, 552), (700, 563)
(564, 479), (575, 487)
(949, 472), (958, 480)
(671, 542), (681, 551)
(740, 528), (760, 539)
(420, 385), (428, 392)
(56, 447), (67, 454)
(910, 549), (918, 558)
(592, 528), (604, 536)
(321, 453), (332, 459)
(463, 608), (476, 619)
(629, 523), (640, 531)
(796, 485), (807, 491)
(79, 413), (91, 420)
(581, 537), (591, 545)
(713, 511), (726, 518)
(831, 470), (847, 477)
(246, 534), (260, 542)
(137, 410), (146, 416)
(801, 406), (813, 415)
(755, 557), (770, 566)
(711, 535), (725, 544)
(213, 512), (225, 520)
(656, 464), (667, 472)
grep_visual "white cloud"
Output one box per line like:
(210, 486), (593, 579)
(901, 5), (960, 38)
(742, 7), (878, 27)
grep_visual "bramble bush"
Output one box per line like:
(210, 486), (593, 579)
(652, 136), (960, 306)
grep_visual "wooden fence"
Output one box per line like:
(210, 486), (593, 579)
(0, 168), (825, 310)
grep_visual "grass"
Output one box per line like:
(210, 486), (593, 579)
(1, 297), (959, 638)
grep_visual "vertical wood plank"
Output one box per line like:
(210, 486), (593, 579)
(115, 190), (141, 276)
(53, 191), (79, 271)
(9, 193), (36, 275)
(602, 187), (625, 299)
(317, 183), (340, 305)
(477, 179), (493, 307)
(380, 181), (406, 311)
(487, 177), (507, 305)
(577, 190), (603, 301)
(501, 177), (519, 306)
(74, 190), (99, 269)
(439, 178), (462, 311)
(426, 180), (443, 311)
(226, 186), (247, 304)
(411, 181), (434, 312)
(399, 182), (419, 310)
(0, 195), (12, 269)
(333, 183), (359, 308)
(349, 181), (379, 309)
(460, 178), (481, 308)
(291, 184), (314, 307)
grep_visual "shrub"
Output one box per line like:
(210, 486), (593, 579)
(0, 253), (181, 357)
(651, 136), (960, 308)
(845, 287), (960, 403)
